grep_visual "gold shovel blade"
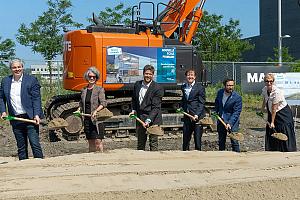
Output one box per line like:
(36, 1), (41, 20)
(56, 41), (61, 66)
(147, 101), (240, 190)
(227, 132), (244, 141)
(197, 116), (214, 125)
(271, 132), (288, 141)
(96, 108), (113, 119)
(147, 125), (164, 136)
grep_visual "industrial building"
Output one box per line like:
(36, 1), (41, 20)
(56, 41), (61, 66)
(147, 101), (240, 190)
(243, 0), (300, 61)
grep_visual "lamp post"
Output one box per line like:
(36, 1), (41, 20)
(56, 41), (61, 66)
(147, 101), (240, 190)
(278, 0), (282, 66)
(278, 0), (291, 66)
(278, 34), (291, 66)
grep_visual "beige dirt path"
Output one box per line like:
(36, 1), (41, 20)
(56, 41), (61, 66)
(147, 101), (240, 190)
(0, 149), (300, 200)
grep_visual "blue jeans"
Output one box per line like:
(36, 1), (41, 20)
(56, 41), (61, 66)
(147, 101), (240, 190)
(12, 121), (43, 160)
(217, 123), (240, 152)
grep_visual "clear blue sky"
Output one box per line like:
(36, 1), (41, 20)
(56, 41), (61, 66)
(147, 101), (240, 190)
(0, 0), (259, 60)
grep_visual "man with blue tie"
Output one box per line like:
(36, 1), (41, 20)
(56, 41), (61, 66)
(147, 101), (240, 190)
(215, 78), (242, 152)
(180, 69), (205, 151)
(0, 59), (44, 160)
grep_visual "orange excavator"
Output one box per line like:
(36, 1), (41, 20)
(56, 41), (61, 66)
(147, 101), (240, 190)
(45, 0), (209, 140)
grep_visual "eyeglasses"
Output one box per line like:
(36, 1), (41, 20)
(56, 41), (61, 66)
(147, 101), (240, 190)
(265, 80), (274, 83)
(11, 66), (23, 70)
(88, 75), (96, 79)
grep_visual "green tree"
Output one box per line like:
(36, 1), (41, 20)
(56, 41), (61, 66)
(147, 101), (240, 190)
(92, 3), (131, 26)
(291, 60), (300, 72)
(266, 47), (295, 63)
(0, 37), (15, 80)
(16, 0), (82, 90)
(193, 11), (254, 61)
(267, 47), (300, 72)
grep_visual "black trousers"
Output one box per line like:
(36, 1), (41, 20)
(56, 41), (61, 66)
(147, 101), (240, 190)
(217, 123), (240, 152)
(182, 118), (203, 151)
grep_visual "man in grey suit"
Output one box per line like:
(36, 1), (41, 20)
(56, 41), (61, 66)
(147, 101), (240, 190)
(129, 65), (164, 151)
(181, 69), (206, 151)
(0, 59), (44, 160)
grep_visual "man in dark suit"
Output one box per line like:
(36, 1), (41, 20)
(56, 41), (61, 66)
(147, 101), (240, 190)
(180, 69), (205, 151)
(0, 58), (44, 160)
(215, 78), (242, 152)
(129, 65), (164, 151)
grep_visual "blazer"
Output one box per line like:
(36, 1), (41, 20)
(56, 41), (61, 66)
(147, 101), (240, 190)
(79, 85), (107, 114)
(132, 80), (164, 125)
(214, 89), (242, 131)
(0, 74), (44, 119)
(180, 82), (205, 118)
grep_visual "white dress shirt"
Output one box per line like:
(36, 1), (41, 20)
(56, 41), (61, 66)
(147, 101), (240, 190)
(184, 81), (195, 99)
(261, 85), (287, 112)
(139, 81), (151, 105)
(10, 75), (26, 115)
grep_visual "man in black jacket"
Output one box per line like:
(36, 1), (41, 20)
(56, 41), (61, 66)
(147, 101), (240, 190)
(180, 69), (205, 151)
(129, 65), (164, 151)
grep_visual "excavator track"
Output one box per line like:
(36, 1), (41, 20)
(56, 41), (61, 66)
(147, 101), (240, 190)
(45, 92), (214, 141)
(44, 93), (186, 141)
(44, 93), (81, 120)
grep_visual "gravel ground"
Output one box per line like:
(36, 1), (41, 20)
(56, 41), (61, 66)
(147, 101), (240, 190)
(0, 110), (299, 158)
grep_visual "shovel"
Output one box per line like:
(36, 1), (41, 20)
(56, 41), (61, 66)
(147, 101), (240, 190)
(73, 111), (92, 117)
(73, 108), (113, 120)
(176, 108), (213, 125)
(211, 113), (244, 141)
(256, 112), (288, 141)
(129, 114), (164, 136)
(2, 115), (37, 124)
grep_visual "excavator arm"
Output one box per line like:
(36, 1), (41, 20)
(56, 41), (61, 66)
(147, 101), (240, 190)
(159, 0), (206, 44)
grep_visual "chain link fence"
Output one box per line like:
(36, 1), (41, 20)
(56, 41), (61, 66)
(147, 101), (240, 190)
(0, 59), (296, 88)
(203, 61), (295, 85)
(1, 59), (299, 118)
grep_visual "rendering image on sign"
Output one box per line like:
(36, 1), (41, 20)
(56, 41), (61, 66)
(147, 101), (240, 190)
(275, 73), (300, 105)
(106, 46), (176, 83)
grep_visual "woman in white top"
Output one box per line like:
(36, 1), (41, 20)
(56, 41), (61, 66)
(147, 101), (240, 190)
(261, 73), (297, 152)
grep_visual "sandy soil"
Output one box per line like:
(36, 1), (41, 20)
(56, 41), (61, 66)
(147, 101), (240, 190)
(0, 111), (299, 199)
(1, 150), (300, 200)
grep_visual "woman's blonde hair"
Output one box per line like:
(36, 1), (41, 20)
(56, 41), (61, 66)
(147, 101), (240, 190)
(264, 73), (275, 82)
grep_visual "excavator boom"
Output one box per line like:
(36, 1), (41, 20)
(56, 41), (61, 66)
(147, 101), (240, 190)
(159, 0), (206, 42)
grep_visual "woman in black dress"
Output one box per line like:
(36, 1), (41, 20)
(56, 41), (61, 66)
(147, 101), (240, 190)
(261, 73), (297, 152)
(79, 67), (107, 152)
